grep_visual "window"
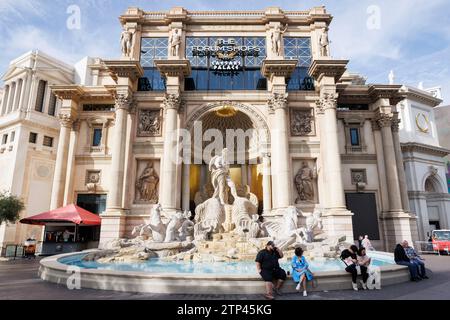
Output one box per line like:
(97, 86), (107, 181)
(350, 128), (360, 146)
(48, 94), (57, 116)
(29, 132), (37, 144)
(139, 38), (168, 91)
(284, 37), (314, 91)
(184, 37), (267, 91)
(43, 136), (54, 147)
(10, 131), (15, 142)
(92, 128), (102, 147)
(1, 134), (7, 145)
(82, 104), (115, 112)
(35, 80), (47, 112)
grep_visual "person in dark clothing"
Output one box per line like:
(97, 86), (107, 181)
(358, 235), (364, 248)
(255, 241), (287, 300)
(340, 245), (368, 291)
(394, 242), (420, 281)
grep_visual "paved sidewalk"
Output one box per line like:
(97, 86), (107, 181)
(0, 254), (448, 300)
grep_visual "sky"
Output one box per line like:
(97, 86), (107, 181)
(0, 0), (449, 104)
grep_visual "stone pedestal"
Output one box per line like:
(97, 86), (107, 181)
(99, 215), (127, 248)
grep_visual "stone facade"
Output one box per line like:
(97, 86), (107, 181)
(1, 6), (437, 253)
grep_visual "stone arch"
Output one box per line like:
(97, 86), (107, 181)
(423, 174), (444, 193)
(185, 101), (271, 148)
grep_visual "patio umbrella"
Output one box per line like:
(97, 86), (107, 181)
(20, 204), (101, 226)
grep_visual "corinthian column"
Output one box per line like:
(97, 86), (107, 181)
(160, 93), (181, 212)
(261, 153), (273, 214)
(268, 93), (292, 209)
(106, 93), (131, 213)
(50, 114), (75, 209)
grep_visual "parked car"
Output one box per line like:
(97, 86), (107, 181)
(432, 230), (450, 255)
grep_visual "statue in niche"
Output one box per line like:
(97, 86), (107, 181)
(169, 28), (182, 57)
(136, 162), (159, 203)
(271, 24), (288, 56)
(121, 28), (134, 57)
(319, 28), (330, 57)
(294, 162), (316, 203)
(209, 148), (230, 205)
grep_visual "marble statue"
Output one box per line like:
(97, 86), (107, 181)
(227, 180), (258, 225)
(319, 28), (330, 57)
(121, 29), (133, 57)
(148, 204), (166, 242)
(131, 224), (152, 240)
(194, 197), (226, 240)
(136, 162), (159, 203)
(164, 211), (184, 243)
(261, 206), (304, 250)
(388, 70), (395, 85)
(298, 209), (323, 243)
(209, 148), (230, 205)
(179, 212), (195, 241)
(271, 24), (288, 56)
(169, 28), (182, 57)
(294, 162), (316, 203)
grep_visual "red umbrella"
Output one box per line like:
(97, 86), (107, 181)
(20, 204), (101, 226)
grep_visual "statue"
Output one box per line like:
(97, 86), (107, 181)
(227, 180), (258, 226)
(147, 204), (166, 242)
(271, 24), (288, 56)
(319, 28), (329, 57)
(136, 162), (159, 203)
(194, 197), (225, 240)
(194, 184), (214, 206)
(121, 29), (133, 57)
(388, 70), (395, 85)
(209, 148), (231, 205)
(294, 162), (316, 203)
(164, 210), (192, 243)
(179, 212), (195, 241)
(131, 224), (152, 240)
(298, 209), (323, 243)
(169, 28), (182, 57)
(261, 206), (304, 250)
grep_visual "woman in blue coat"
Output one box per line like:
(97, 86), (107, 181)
(292, 247), (314, 297)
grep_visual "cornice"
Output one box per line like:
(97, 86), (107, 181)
(400, 86), (443, 107)
(50, 85), (84, 101)
(401, 142), (450, 158)
(154, 59), (191, 78)
(368, 85), (405, 105)
(308, 59), (348, 82)
(103, 60), (144, 83)
(261, 59), (298, 78)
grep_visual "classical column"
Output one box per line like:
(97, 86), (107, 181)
(106, 93), (130, 213)
(182, 163), (191, 211)
(391, 116), (411, 213)
(63, 120), (81, 205)
(0, 85), (8, 115)
(262, 153), (273, 214)
(160, 93), (181, 212)
(268, 93), (292, 208)
(12, 80), (22, 111)
(50, 114), (75, 209)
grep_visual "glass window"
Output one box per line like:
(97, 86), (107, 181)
(139, 38), (168, 92)
(92, 128), (102, 147)
(1, 134), (7, 145)
(77, 194), (107, 215)
(185, 37), (267, 91)
(29, 132), (37, 144)
(350, 128), (360, 146)
(43, 136), (53, 147)
(10, 131), (15, 143)
(284, 37), (314, 91)
(48, 94), (57, 116)
(35, 80), (47, 112)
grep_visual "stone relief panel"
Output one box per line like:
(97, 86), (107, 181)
(290, 109), (315, 136)
(85, 170), (101, 193)
(135, 160), (160, 204)
(292, 160), (318, 204)
(350, 169), (367, 185)
(137, 109), (162, 137)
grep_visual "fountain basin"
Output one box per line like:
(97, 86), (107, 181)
(39, 250), (410, 294)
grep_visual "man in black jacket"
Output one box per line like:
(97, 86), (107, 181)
(394, 242), (420, 281)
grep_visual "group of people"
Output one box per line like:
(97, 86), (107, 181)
(255, 234), (428, 299)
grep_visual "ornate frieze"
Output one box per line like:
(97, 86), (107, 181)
(163, 93), (181, 112)
(137, 109), (162, 137)
(267, 93), (288, 114)
(290, 109), (314, 136)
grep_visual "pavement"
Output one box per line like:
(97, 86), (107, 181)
(0, 254), (449, 300)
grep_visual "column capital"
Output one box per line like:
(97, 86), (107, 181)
(114, 93), (133, 111)
(308, 59), (348, 83)
(58, 113), (76, 128)
(163, 93), (181, 112)
(376, 113), (394, 128)
(267, 92), (288, 113)
(391, 113), (401, 133)
(315, 92), (338, 114)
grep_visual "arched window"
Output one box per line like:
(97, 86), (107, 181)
(425, 176), (441, 193)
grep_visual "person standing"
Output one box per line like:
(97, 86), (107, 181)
(362, 235), (375, 251)
(255, 241), (287, 300)
(358, 235), (364, 248)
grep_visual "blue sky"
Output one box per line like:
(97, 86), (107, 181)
(0, 0), (449, 104)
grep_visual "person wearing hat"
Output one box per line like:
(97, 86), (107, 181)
(255, 241), (287, 300)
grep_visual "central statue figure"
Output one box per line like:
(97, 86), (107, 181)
(209, 148), (231, 205)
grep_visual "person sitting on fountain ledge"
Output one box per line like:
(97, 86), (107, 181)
(292, 247), (314, 297)
(340, 245), (368, 291)
(255, 241), (287, 300)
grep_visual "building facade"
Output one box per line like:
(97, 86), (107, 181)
(1, 6), (432, 252)
(435, 104), (450, 193)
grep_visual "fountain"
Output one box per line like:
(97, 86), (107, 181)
(39, 149), (410, 294)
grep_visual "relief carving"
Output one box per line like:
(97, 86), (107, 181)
(291, 109), (313, 136)
(294, 162), (317, 203)
(138, 109), (161, 137)
(135, 162), (159, 203)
